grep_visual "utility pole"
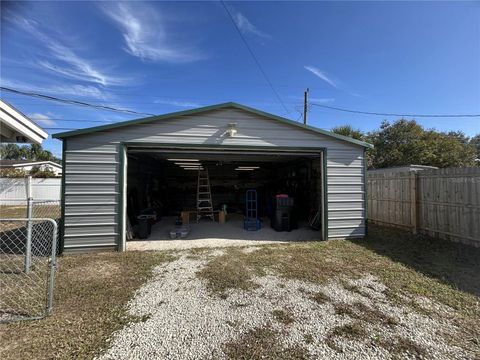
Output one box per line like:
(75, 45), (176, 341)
(303, 88), (309, 125)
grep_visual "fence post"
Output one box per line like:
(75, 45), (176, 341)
(410, 172), (418, 234)
(25, 176), (33, 273)
(47, 220), (58, 314)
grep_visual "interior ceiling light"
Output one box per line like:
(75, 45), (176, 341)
(237, 166), (260, 169)
(175, 162), (201, 165)
(183, 168), (204, 170)
(235, 168), (255, 171)
(167, 159), (200, 162)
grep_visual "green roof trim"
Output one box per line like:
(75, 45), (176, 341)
(52, 102), (373, 149)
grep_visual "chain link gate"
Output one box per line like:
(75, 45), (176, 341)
(0, 218), (58, 323)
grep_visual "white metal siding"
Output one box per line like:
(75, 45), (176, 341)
(62, 108), (366, 251)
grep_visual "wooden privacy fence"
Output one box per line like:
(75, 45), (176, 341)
(367, 167), (480, 247)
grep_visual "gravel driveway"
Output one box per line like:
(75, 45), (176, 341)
(98, 248), (474, 360)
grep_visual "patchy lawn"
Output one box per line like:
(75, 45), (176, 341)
(0, 251), (174, 359)
(195, 225), (480, 358)
(0, 205), (60, 220)
(1, 225), (479, 359)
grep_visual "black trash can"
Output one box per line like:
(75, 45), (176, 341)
(137, 215), (150, 239)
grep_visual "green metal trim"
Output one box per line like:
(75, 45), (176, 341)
(322, 149), (328, 240)
(364, 148), (368, 236)
(52, 102), (373, 149)
(124, 142), (326, 152)
(59, 139), (66, 254)
(117, 144), (125, 251)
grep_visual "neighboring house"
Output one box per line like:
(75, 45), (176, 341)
(53, 102), (373, 254)
(368, 165), (439, 174)
(0, 160), (62, 176)
(0, 100), (48, 144)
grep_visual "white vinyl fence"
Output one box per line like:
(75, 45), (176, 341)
(0, 178), (61, 204)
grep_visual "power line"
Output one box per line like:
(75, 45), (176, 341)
(220, 1), (291, 115)
(45, 127), (78, 131)
(0, 87), (156, 116)
(310, 102), (480, 118)
(30, 118), (122, 123)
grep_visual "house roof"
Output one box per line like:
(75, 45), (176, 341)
(53, 102), (374, 149)
(0, 100), (48, 144)
(0, 160), (62, 168)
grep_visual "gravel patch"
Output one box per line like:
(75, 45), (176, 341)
(98, 251), (474, 360)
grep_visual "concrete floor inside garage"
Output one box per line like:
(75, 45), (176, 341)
(127, 214), (321, 251)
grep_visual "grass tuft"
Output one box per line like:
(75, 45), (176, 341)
(311, 291), (330, 304)
(334, 302), (398, 326)
(223, 326), (308, 360)
(272, 309), (295, 325)
(377, 336), (428, 359)
(326, 322), (367, 352)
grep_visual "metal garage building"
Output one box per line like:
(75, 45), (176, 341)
(53, 103), (373, 253)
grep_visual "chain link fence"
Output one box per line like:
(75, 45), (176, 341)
(0, 199), (61, 221)
(0, 218), (58, 323)
(0, 177), (61, 323)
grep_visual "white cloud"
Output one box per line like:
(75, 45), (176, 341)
(101, 3), (203, 63)
(288, 95), (335, 104)
(28, 113), (56, 126)
(2, 78), (109, 99)
(304, 66), (338, 89)
(12, 15), (126, 86)
(154, 99), (201, 108)
(309, 97), (335, 103)
(233, 11), (271, 39)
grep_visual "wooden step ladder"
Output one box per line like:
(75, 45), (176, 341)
(197, 169), (214, 222)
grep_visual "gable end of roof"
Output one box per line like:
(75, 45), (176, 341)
(53, 102), (373, 149)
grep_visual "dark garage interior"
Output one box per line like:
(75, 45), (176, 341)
(126, 149), (323, 242)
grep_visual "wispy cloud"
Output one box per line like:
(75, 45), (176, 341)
(2, 79), (110, 100)
(28, 113), (56, 126)
(101, 3), (203, 63)
(11, 15), (126, 86)
(304, 66), (338, 89)
(310, 97), (335, 103)
(154, 99), (201, 108)
(232, 11), (271, 39)
(288, 95), (335, 104)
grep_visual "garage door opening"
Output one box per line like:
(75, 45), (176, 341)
(124, 147), (325, 248)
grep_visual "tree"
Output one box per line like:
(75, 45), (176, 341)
(470, 134), (480, 164)
(0, 168), (27, 178)
(30, 166), (57, 178)
(366, 119), (476, 169)
(0, 143), (22, 159)
(331, 125), (365, 140)
(0, 143), (59, 163)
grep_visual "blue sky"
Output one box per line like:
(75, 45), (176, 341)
(1, 1), (479, 157)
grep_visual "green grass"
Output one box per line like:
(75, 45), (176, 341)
(0, 205), (60, 220)
(377, 336), (428, 359)
(196, 248), (261, 296)
(223, 326), (308, 360)
(325, 322), (367, 352)
(0, 251), (174, 360)
(334, 302), (398, 326)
